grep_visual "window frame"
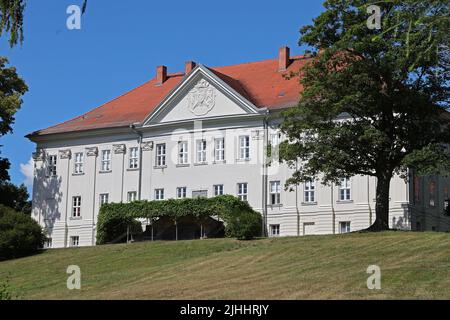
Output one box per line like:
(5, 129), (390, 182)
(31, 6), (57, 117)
(196, 139), (207, 163)
(339, 221), (351, 234)
(99, 193), (109, 206)
(155, 188), (165, 200)
(127, 191), (137, 203)
(176, 187), (187, 199)
(214, 138), (225, 162)
(304, 180), (316, 203)
(270, 181), (281, 205)
(238, 136), (250, 160)
(339, 178), (351, 201)
(70, 236), (80, 247)
(270, 224), (280, 237)
(237, 183), (248, 201)
(74, 152), (84, 174)
(178, 141), (189, 165)
(101, 150), (111, 172)
(214, 184), (224, 196)
(72, 196), (82, 217)
(47, 154), (57, 177)
(155, 143), (166, 167)
(129, 147), (139, 169)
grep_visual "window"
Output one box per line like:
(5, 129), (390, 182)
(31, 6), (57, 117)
(239, 136), (250, 160)
(196, 140), (207, 163)
(270, 224), (280, 237)
(72, 196), (81, 217)
(101, 150), (111, 171)
(237, 183), (248, 201)
(70, 236), (79, 247)
(192, 190), (208, 198)
(429, 180), (436, 207)
(270, 181), (281, 205)
(339, 221), (351, 234)
(214, 138), (225, 161)
(178, 141), (189, 165)
(339, 178), (351, 201)
(304, 180), (316, 203)
(176, 187), (187, 199)
(156, 144), (166, 167)
(127, 191), (137, 203)
(214, 184), (224, 196)
(44, 238), (52, 249)
(74, 152), (84, 174)
(47, 155), (57, 177)
(129, 147), (139, 169)
(99, 193), (109, 206)
(155, 189), (164, 200)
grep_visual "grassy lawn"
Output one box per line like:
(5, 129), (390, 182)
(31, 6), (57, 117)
(1, 231), (450, 299)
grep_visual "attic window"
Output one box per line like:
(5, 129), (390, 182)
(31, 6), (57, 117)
(278, 91), (285, 97)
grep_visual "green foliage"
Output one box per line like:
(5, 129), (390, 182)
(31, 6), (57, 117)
(0, 204), (45, 261)
(0, 56), (28, 182)
(0, 274), (14, 300)
(97, 195), (262, 244)
(0, 0), (26, 47)
(280, 0), (450, 230)
(0, 181), (31, 214)
(225, 210), (262, 240)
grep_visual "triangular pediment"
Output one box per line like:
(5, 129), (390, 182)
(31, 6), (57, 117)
(143, 65), (260, 125)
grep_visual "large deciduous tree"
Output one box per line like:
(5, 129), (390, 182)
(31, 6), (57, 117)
(280, 0), (450, 231)
(0, 57), (27, 182)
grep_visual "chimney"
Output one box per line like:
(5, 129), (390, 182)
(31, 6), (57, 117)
(156, 65), (167, 85)
(185, 61), (196, 75)
(278, 46), (290, 71)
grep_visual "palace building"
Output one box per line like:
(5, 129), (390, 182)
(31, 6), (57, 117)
(27, 47), (450, 248)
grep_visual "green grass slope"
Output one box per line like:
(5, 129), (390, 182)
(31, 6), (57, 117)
(1, 231), (449, 299)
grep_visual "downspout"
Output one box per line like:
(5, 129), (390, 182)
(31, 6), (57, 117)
(296, 160), (300, 236)
(91, 151), (98, 245)
(262, 112), (269, 237)
(331, 183), (336, 234)
(130, 124), (143, 200)
(368, 176), (373, 226)
(64, 154), (71, 248)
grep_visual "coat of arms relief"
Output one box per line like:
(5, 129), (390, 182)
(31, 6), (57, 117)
(188, 79), (216, 116)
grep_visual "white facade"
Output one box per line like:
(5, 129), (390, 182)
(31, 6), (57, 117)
(29, 65), (450, 248)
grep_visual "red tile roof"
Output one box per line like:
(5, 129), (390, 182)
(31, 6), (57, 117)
(29, 55), (310, 137)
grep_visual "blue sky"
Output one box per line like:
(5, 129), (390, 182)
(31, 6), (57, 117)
(0, 0), (324, 192)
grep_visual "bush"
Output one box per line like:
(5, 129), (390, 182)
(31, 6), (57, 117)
(0, 205), (46, 261)
(97, 195), (262, 244)
(225, 210), (262, 240)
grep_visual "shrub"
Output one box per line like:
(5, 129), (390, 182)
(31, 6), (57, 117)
(225, 210), (262, 240)
(0, 205), (46, 261)
(97, 195), (262, 244)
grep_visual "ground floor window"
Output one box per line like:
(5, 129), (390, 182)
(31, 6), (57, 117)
(70, 236), (79, 247)
(44, 238), (52, 249)
(339, 221), (351, 234)
(214, 184), (224, 196)
(270, 224), (280, 237)
(237, 183), (248, 201)
(127, 191), (137, 202)
(176, 187), (187, 199)
(155, 189), (164, 200)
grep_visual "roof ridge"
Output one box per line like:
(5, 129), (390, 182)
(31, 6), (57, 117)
(211, 54), (308, 70)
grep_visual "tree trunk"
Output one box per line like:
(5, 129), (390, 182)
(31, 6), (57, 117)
(367, 171), (392, 231)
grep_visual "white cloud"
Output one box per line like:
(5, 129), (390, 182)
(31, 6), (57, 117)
(20, 157), (34, 187)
